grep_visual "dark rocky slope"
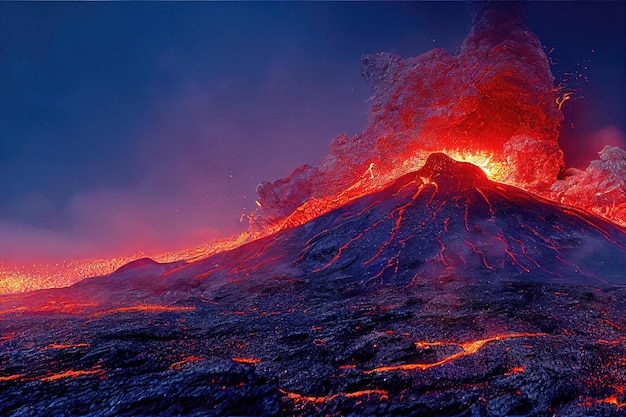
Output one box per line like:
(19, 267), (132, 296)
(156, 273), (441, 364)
(2, 154), (626, 416)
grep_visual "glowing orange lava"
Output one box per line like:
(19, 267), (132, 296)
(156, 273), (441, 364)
(231, 357), (261, 364)
(280, 389), (389, 403)
(365, 333), (545, 374)
(39, 367), (104, 382)
(41, 343), (89, 350)
(593, 393), (626, 410)
(89, 305), (195, 318)
(0, 231), (254, 294)
(445, 150), (508, 182)
(0, 374), (26, 382)
(169, 356), (205, 370)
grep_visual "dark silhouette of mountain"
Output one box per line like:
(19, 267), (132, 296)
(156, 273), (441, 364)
(2, 154), (626, 416)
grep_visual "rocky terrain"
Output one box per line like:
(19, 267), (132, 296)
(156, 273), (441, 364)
(2, 2), (626, 416)
(2, 154), (626, 416)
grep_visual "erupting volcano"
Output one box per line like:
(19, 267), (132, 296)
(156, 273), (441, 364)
(2, 2), (626, 417)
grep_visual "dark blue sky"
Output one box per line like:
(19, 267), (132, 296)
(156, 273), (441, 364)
(0, 2), (624, 261)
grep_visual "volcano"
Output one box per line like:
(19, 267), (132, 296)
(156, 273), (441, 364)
(3, 2), (626, 416)
(2, 154), (626, 416)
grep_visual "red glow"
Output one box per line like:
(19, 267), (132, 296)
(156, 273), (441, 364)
(598, 395), (626, 410)
(169, 356), (205, 370)
(0, 374), (26, 382)
(365, 333), (545, 374)
(280, 388), (389, 404)
(231, 357), (261, 364)
(39, 367), (104, 382)
(41, 343), (89, 350)
(89, 305), (195, 318)
(0, 231), (256, 294)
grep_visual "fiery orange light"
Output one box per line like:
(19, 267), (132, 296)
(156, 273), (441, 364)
(169, 356), (205, 370)
(0, 230), (255, 294)
(598, 395), (626, 410)
(365, 333), (545, 374)
(280, 388), (389, 403)
(88, 305), (195, 318)
(39, 368), (104, 382)
(0, 374), (26, 382)
(231, 357), (261, 364)
(41, 343), (89, 350)
(444, 150), (508, 182)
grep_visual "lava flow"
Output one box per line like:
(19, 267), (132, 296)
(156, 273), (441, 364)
(364, 333), (546, 374)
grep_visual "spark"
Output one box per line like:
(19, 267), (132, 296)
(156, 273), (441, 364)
(556, 91), (573, 110)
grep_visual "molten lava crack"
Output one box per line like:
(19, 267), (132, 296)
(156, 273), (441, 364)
(364, 333), (546, 374)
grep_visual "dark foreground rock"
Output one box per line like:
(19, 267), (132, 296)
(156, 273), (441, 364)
(1, 155), (626, 416)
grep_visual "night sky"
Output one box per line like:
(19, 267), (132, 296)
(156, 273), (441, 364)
(0, 2), (624, 262)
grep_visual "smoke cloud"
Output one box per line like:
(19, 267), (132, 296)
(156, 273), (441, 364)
(0, 2), (622, 265)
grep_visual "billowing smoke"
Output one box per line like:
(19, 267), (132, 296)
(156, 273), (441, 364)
(0, 1), (623, 267)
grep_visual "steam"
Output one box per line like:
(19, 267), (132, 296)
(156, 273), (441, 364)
(561, 125), (626, 169)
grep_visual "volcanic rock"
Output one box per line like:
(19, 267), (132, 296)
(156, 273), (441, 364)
(2, 155), (626, 416)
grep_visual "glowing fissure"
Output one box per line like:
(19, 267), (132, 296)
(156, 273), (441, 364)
(41, 343), (89, 351)
(280, 388), (389, 404)
(39, 368), (104, 382)
(231, 357), (261, 364)
(0, 366), (106, 384)
(364, 333), (546, 374)
(88, 305), (195, 318)
(169, 356), (205, 370)
(0, 231), (254, 294)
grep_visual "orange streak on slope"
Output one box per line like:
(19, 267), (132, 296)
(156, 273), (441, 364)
(231, 357), (261, 364)
(39, 368), (104, 382)
(169, 356), (205, 370)
(598, 395), (626, 410)
(280, 388), (389, 403)
(41, 343), (89, 350)
(89, 305), (195, 318)
(364, 333), (545, 374)
(0, 374), (26, 382)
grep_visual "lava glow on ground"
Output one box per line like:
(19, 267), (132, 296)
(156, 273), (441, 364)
(0, 149), (509, 294)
